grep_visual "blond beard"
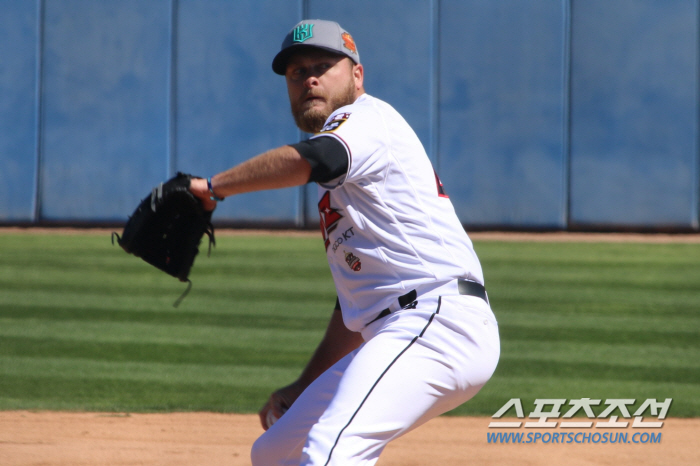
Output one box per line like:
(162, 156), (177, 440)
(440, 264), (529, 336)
(291, 79), (356, 133)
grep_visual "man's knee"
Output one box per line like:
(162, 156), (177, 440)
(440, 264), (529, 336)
(251, 428), (302, 466)
(251, 431), (275, 466)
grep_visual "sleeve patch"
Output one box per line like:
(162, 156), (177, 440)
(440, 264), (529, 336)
(319, 112), (352, 133)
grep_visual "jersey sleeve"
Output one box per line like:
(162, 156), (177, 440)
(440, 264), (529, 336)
(289, 136), (349, 184)
(311, 101), (388, 188)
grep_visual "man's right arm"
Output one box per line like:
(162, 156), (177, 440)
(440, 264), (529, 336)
(189, 137), (348, 209)
(189, 145), (313, 209)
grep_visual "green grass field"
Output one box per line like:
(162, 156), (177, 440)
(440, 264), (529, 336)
(1, 231), (698, 418)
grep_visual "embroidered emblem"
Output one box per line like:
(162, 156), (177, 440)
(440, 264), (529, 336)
(341, 32), (357, 53)
(320, 112), (351, 133)
(293, 24), (314, 43)
(344, 251), (362, 271)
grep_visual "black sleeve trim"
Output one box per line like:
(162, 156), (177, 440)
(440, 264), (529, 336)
(290, 136), (349, 183)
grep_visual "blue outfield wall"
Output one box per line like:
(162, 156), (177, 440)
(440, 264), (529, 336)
(569, 0), (699, 229)
(438, 0), (569, 228)
(0, 0), (39, 221)
(38, 0), (172, 220)
(0, 0), (698, 230)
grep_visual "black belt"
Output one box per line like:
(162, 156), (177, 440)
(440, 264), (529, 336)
(368, 279), (488, 325)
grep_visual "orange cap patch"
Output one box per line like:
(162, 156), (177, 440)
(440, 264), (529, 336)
(341, 32), (357, 54)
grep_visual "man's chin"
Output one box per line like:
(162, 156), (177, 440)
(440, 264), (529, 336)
(295, 109), (330, 134)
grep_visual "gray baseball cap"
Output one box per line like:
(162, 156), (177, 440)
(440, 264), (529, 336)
(272, 19), (360, 75)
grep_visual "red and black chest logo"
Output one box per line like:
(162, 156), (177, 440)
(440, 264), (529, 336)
(318, 191), (343, 250)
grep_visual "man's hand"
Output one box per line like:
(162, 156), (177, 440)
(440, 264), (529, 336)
(258, 380), (307, 430)
(189, 177), (218, 212)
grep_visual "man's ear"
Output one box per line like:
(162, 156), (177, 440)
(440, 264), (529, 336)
(353, 63), (364, 91)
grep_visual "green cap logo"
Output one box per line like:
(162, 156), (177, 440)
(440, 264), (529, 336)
(292, 23), (314, 43)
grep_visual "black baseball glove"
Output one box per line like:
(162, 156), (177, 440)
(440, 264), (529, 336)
(113, 172), (215, 306)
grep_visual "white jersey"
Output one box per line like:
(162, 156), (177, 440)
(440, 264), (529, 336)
(312, 94), (484, 331)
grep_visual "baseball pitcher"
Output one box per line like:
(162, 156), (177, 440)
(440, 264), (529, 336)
(189, 19), (500, 466)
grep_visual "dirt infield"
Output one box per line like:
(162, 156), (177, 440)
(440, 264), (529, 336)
(1, 412), (698, 465)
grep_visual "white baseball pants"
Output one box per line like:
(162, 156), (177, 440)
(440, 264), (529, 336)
(251, 291), (500, 466)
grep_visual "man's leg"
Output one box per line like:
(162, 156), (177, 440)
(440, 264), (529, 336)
(300, 294), (500, 465)
(251, 348), (358, 466)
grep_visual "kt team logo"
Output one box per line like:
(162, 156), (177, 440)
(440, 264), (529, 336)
(318, 191), (361, 271)
(344, 251), (362, 271)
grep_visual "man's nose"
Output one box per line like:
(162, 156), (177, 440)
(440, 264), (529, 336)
(304, 74), (320, 88)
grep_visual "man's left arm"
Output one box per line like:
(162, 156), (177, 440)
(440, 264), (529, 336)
(258, 305), (364, 430)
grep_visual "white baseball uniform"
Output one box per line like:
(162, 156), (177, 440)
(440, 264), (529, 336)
(251, 94), (500, 465)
